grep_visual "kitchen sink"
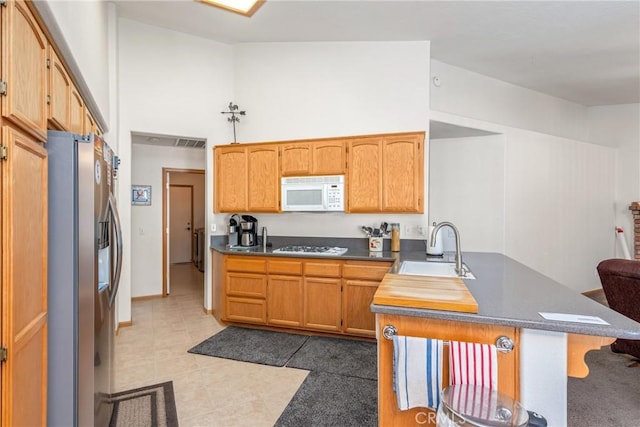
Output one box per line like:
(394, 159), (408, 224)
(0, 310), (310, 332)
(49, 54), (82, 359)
(399, 260), (476, 279)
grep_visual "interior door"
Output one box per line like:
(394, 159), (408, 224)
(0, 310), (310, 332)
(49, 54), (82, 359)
(169, 186), (193, 264)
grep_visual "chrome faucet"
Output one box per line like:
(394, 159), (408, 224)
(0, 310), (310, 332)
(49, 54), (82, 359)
(430, 221), (465, 276)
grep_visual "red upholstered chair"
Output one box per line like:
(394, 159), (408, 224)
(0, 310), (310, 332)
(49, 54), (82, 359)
(596, 259), (640, 359)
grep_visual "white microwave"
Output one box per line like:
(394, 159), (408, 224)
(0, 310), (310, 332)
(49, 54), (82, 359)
(281, 175), (345, 212)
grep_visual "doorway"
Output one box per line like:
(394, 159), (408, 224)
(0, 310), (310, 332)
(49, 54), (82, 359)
(162, 168), (205, 296)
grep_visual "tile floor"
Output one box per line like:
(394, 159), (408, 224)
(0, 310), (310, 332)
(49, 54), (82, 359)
(114, 263), (309, 426)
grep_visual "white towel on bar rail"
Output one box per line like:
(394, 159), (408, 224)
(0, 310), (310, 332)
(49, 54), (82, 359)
(392, 335), (444, 410)
(449, 341), (498, 389)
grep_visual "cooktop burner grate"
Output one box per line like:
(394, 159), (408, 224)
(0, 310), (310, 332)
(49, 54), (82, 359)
(272, 245), (348, 256)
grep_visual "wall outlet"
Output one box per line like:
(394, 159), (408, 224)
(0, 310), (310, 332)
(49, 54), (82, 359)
(210, 223), (217, 232)
(404, 225), (412, 235)
(417, 226), (426, 236)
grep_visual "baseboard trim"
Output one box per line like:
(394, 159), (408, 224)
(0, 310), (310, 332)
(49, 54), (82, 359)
(131, 294), (163, 302)
(202, 307), (213, 315)
(116, 321), (133, 335)
(582, 288), (604, 297)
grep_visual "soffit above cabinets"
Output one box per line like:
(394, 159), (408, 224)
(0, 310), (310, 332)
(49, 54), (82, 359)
(429, 120), (501, 140)
(131, 131), (206, 149)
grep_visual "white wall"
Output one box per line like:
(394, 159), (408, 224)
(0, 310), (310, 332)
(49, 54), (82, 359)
(429, 135), (506, 253)
(40, 0), (111, 126)
(130, 145), (205, 297)
(117, 18), (234, 319)
(588, 104), (640, 257)
(226, 41), (431, 240)
(504, 130), (615, 292)
(431, 60), (590, 142)
(429, 61), (618, 292)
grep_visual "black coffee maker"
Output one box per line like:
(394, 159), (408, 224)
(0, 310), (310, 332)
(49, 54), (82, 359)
(239, 215), (258, 247)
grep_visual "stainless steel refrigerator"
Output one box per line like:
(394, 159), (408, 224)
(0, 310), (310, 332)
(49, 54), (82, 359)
(47, 131), (123, 427)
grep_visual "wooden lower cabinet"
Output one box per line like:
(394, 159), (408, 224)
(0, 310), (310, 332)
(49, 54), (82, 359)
(377, 314), (519, 426)
(342, 279), (379, 337)
(303, 277), (342, 332)
(267, 275), (303, 327)
(225, 297), (267, 324)
(220, 255), (391, 337)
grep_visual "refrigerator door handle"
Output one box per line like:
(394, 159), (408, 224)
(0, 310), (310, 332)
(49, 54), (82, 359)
(109, 193), (123, 308)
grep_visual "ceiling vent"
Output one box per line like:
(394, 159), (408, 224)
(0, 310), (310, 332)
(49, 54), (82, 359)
(176, 138), (206, 149)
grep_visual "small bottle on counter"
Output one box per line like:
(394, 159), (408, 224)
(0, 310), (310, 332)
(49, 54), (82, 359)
(262, 226), (268, 251)
(391, 223), (400, 252)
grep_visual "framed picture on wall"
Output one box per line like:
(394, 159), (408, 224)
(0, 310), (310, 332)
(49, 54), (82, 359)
(132, 185), (152, 206)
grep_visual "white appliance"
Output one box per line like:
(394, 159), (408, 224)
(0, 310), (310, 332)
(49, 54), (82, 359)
(281, 175), (345, 211)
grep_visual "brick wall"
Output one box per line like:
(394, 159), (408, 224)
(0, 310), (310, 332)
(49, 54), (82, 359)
(630, 202), (640, 260)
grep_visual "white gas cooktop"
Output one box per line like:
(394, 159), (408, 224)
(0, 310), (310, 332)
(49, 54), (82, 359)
(272, 245), (348, 256)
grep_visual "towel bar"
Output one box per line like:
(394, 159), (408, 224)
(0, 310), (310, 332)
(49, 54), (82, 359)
(381, 324), (515, 353)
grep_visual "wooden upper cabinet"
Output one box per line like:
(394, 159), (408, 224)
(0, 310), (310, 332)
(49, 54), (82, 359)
(281, 140), (345, 176)
(1, 0), (48, 142)
(247, 144), (279, 212)
(281, 142), (312, 176)
(347, 137), (383, 212)
(83, 109), (96, 135)
(69, 84), (84, 134)
(215, 145), (248, 212)
(347, 132), (424, 213)
(312, 140), (345, 175)
(47, 46), (71, 131)
(381, 133), (424, 212)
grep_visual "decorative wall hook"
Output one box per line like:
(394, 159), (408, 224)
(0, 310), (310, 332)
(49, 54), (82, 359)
(221, 102), (246, 143)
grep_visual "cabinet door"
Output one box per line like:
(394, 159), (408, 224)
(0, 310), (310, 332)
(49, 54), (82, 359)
(281, 142), (311, 176)
(214, 146), (247, 212)
(267, 275), (303, 327)
(1, 0), (48, 142)
(247, 144), (279, 212)
(226, 272), (267, 298)
(377, 314), (519, 426)
(312, 140), (345, 175)
(303, 277), (341, 332)
(47, 46), (71, 131)
(342, 279), (378, 337)
(225, 297), (267, 324)
(69, 84), (84, 134)
(83, 109), (96, 134)
(1, 125), (48, 427)
(382, 134), (424, 212)
(347, 138), (382, 212)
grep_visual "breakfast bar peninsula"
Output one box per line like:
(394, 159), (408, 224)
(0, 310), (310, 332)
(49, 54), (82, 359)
(371, 252), (640, 426)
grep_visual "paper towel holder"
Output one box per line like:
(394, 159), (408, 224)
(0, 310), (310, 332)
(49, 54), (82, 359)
(426, 221), (444, 256)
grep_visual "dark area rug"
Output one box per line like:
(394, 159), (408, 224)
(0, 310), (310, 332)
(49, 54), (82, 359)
(187, 326), (309, 366)
(109, 381), (178, 427)
(275, 371), (377, 427)
(286, 335), (377, 380)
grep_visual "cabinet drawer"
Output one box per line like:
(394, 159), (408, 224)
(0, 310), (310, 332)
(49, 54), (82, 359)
(268, 259), (303, 275)
(343, 261), (392, 280)
(227, 257), (267, 273)
(225, 297), (267, 324)
(304, 261), (342, 278)
(226, 273), (267, 298)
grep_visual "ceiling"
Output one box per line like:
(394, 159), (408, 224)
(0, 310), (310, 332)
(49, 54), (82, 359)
(114, 0), (640, 107)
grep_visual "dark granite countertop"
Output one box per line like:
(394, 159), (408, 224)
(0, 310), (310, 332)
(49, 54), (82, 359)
(210, 235), (640, 339)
